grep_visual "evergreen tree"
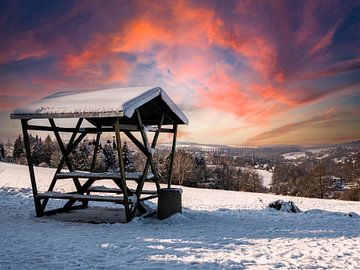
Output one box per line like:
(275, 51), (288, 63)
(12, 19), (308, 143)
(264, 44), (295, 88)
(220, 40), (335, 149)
(0, 143), (4, 161)
(103, 140), (117, 171)
(50, 145), (62, 168)
(72, 140), (91, 171)
(95, 149), (107, 172)
(31, 135), (44, 166)
(13, 135), (24, 161)
(122, 142), (135, 172)
(43, 135), (54, 166)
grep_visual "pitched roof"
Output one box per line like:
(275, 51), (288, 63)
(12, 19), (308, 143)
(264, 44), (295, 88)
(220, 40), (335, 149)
(10, 87), (188, 125)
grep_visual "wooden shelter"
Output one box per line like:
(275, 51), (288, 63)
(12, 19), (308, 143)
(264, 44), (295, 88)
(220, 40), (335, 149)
(11, 87), (188, 222)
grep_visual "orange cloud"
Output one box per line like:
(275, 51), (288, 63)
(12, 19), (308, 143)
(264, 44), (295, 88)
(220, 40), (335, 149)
(208, 22), (276, 80)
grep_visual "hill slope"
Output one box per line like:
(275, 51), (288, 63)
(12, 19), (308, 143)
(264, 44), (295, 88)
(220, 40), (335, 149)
(1, 162), (360, 269)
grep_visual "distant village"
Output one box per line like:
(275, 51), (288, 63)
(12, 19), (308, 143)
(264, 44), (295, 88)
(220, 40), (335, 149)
(1, 136), (359, 201)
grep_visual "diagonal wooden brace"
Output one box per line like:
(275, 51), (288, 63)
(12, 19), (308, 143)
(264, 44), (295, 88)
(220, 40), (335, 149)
(41, 118), (84, 210)
(134, 111), (164, 199)
(49, 118), (84, 193)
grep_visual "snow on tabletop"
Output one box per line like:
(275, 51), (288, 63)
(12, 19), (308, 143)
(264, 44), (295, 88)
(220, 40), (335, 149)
(10, 86), (189, 124)
(1, 161), (360, 269)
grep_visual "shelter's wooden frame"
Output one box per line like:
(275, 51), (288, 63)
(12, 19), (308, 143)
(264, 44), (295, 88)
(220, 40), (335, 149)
(20, 109), (178, 222)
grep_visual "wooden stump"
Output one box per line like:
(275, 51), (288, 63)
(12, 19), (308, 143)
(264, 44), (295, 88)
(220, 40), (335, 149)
(157, 188), (182, 220)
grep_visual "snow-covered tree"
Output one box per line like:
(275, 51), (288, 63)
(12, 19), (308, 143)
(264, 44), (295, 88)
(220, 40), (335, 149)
(31, 135), (44, 166)
(50, 147), (62, 168)
(72, 140), (91, 171)
(122, 142), (135, 172)
(43, 135), (54, 166)
(94, 148), (107, 172)
(13, 135), (24, 161)
(103, 140), (117, 171)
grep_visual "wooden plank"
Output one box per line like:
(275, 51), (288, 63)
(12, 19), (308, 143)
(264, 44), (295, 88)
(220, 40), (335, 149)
(26, 124), (175, 133)
(56, 171), (154, 180)
(38, 192), (137, 203)
(25, 124), (162, 133)
(87, 186), (157, 195)
(139, 195), (158, 202)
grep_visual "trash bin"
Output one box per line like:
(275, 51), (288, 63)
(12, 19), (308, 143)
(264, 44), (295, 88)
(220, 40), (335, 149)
(157, 188), (182, 220)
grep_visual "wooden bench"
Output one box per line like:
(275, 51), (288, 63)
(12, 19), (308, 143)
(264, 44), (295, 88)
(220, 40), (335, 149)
(87, 186), (157, 195)
(55, 171), (154, 181)
(37, 192), (137, 204)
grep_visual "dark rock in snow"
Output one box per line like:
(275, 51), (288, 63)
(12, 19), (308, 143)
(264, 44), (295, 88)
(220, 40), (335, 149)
(268, 199), (301, 213)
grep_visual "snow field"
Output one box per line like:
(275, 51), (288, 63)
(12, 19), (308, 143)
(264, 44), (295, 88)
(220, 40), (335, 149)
(1, 162), (360, 269)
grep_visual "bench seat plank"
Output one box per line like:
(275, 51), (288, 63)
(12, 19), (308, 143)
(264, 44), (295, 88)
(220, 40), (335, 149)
(38, 192), (137, 203)
(56, 171), (154, 180)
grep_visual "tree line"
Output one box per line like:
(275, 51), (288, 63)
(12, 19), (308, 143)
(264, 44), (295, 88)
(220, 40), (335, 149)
(271, 153), (360, 200)
(4, 134), (267, 194)
(3, 134), (359, 201)
(10, 134), (135, 172)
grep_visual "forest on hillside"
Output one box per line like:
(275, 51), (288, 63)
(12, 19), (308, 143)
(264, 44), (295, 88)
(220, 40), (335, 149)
(1, 135), (359, 201)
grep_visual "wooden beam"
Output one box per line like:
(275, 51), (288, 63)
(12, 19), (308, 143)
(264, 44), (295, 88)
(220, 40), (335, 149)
(167, 124), (178, 188)
(26, 124), (175, 134)
(21, 119), (43, 217)
(136, 109), (150, 152)
(135, 109), (152, 199)
(114, 120), (131, 222)
(25, 124), (155, 133)
(41, 118), (84, 210)
(49, 118), (83, 192)
(148, 114), (165, 191)
(124, 131), (149, 156)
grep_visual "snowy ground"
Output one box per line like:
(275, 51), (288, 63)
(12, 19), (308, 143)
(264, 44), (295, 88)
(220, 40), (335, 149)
(1, 162), (360, 269)
(282, 151), (307, 160)
(256, 169), (273, 188)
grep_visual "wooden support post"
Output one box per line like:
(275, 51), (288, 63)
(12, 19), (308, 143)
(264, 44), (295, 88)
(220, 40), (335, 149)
(21, 119), (43, 217)
(114, 120), (130, 222)
(168, 124), (178, 188)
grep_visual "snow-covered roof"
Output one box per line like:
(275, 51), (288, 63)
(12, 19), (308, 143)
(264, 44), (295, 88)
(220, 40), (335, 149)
(10, 87), (188, 125)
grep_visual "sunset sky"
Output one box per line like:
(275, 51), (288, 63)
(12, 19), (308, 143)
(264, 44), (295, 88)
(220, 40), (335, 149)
(0, 0), (359, 146)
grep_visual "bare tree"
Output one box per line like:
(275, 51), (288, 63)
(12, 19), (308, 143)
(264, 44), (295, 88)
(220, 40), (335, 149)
(171, 150), (196, 186)
(238, 168), (266, 193)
